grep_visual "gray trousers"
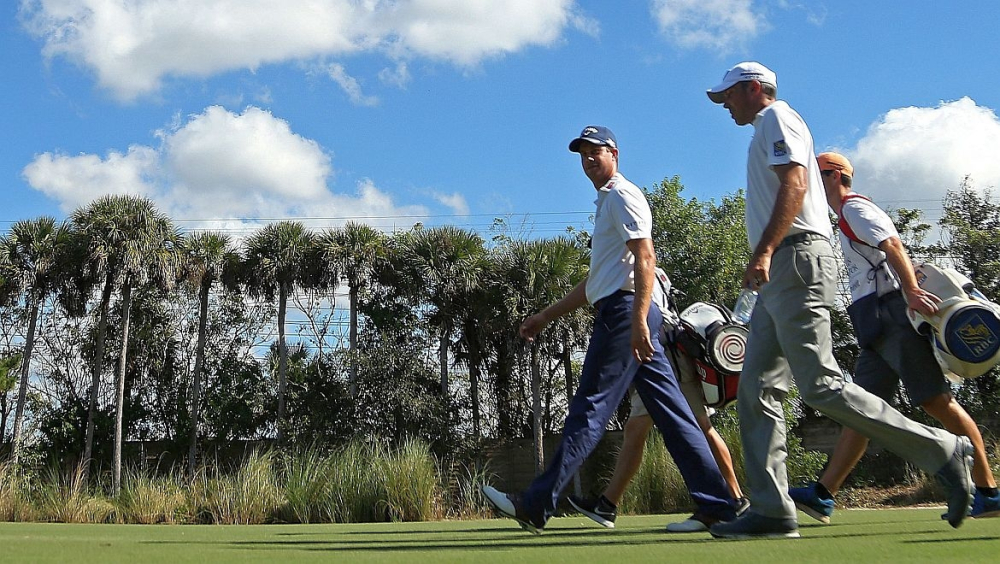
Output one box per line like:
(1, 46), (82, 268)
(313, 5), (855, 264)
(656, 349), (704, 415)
(737, 234), (958, 519)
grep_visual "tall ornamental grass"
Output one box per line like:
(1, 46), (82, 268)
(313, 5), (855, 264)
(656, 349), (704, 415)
(34, 464), (114, 523)
(439, 458), (493, 520)
(382, 438), (442, 521)
(115, 468), (189, 524)
(0, 462), (36, 522)
(192, 449), (283, 524)
(282, 446), (334, 524)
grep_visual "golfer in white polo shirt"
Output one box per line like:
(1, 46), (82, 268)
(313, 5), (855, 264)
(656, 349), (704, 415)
(705, 61), (974, 539)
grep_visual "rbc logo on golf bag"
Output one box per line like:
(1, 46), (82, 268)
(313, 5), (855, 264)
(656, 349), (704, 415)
(908, 262), (1000, 380)
(942, 307), (1000, 364)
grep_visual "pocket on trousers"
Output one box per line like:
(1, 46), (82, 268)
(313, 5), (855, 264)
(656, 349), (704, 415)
(792, 247), (837, 304)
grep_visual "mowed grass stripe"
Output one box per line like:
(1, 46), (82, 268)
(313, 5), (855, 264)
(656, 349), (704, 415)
(0, 508), (996, 563)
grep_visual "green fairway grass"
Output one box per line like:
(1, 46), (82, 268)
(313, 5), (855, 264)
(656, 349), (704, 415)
(1, 507), (997, 563)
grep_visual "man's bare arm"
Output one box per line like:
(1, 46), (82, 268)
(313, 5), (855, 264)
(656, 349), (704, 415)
(878, 236), (940, 316)
(744, 162), (808, 290)
(519, 278), (589, 341)
(627, 237), (656, 363)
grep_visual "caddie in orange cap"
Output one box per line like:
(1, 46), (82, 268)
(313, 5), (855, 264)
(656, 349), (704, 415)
(789, 152), (1000, 524)
(815, 152), (853, 176)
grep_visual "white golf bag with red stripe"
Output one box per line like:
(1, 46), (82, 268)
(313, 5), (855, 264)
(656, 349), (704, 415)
(674, 302), (748, 408)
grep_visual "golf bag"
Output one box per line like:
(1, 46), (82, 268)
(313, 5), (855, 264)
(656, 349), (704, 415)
(674, 302), (748, 408)
(908, 262), (1000, 381)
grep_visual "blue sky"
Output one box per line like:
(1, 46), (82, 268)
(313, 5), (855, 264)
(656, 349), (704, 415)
(4, 0), (1000, 243)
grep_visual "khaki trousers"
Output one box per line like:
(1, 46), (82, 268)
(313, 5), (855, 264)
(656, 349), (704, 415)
(738, 234), (957, 519)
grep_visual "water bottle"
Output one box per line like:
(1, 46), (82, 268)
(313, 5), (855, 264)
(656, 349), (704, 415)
(732, 289), (758, 325)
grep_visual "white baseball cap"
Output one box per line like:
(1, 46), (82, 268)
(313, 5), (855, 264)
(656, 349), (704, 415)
(707, 62), (777, 103)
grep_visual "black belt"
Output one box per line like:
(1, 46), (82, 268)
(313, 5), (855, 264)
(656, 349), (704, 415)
(594, 289), (633, 309)
(776, 231), (828, 250)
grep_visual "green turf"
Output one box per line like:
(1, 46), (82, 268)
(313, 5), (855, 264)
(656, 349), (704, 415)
(0, 508), (997, 563)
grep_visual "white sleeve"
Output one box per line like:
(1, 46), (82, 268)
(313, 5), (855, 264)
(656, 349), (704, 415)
(842, 198), (899, 247)
(761, 107), (811, 169)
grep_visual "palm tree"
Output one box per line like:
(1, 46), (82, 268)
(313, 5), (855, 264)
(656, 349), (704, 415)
(241, 221), (318, 440)
(397, 226), (486, 395)
(71, 195), (181, 492)
(180, 231), (237, 477)
(0, 217), (75, 465)
(495, 236), (589, 474)
(315, 221), (385, 397)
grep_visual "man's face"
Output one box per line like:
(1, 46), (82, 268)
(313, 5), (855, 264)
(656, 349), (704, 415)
(577, 142), (617, 187)
(820, 169), (843, 210)
(720, 81), (756, 126)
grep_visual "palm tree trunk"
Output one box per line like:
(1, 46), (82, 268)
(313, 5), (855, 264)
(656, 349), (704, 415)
(561, 335), (582, 497)
(561, 330), (575, 400)
(439, 329), (449, 395)
(188, 280), (210, 478)
(11, 297), (41, 466)
(83, 277), (114, 482)
(276, 283), (288, 441)
(113, 283), (133, 495)
(348, 284), (359, 398)
(464, 318), (482, 438)
(530, 342), (544, 476)
(469, 362), (482, 438)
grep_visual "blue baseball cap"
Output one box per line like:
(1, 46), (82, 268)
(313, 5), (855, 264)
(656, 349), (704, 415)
(568, 125), (618, 152)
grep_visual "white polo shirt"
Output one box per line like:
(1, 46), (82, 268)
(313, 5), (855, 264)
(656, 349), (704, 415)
(838, 194), (901, 301)
(586, 172), (652, 304)
(746, 100), (832, 249)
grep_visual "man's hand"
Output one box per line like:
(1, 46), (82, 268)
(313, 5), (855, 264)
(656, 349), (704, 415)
(903, 287), (941, 317)
(631, 321), (655, 363)
(520, 313), (549, 342)
(743, 252), (771, 290)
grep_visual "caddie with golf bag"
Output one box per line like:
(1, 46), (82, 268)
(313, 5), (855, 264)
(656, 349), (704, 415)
(789, 152), (1000, 523)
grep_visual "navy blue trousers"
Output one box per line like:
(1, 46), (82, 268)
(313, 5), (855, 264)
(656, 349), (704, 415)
(522, 291), (736, 522)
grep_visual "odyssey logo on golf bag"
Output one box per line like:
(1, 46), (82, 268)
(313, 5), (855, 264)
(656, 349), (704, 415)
(674, 302), (748, 408)
(908, 262), (1000, 381)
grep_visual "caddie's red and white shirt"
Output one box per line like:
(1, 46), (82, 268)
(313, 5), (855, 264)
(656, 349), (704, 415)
(746, 100), (832, 249)
(586, 172), (652, 304)
(838, 193), (901, 302)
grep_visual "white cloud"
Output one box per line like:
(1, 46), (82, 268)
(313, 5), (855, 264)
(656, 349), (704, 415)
(21, 105), (432, 231)
(839, 97), (1000, 222)
(322, 63), (379, 107)
(650, 0), (764, 52)
(22, 145), (160, 212)
(378, 62), (411, 89)
(163, 106), (333, 217)
(381, 0), (574, 65)
(20, 0), (579, 101)
(432, 191), (470, 216)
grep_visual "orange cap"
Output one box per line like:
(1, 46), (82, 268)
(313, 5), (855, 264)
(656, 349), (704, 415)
(817, 152), (854, 176)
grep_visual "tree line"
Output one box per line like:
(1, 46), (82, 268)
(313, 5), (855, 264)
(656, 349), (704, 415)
(1, 176), (997, 490)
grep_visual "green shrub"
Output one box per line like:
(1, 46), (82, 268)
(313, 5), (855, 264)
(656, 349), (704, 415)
(440, 458), (493, 520)
(619, 434), (689, 515)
